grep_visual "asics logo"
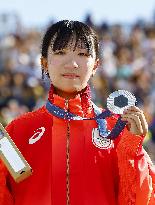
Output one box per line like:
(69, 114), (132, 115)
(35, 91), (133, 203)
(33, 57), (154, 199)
(29, 127), (45, 144)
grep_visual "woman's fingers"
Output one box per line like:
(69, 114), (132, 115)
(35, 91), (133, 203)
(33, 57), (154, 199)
(121, 106), (148, 135)
(123, 111), (148, 133)
(122, 113), (143, 135)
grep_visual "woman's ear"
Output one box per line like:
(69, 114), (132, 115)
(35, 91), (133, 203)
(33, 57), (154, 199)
(40, 56), (48, 72)
(92, 58), (100, 76)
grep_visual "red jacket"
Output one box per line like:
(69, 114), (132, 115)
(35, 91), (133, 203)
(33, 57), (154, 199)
(0, 92), (155, 205)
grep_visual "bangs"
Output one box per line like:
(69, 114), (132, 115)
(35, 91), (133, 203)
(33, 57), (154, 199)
(41, 20), (99, 59)
(51, 21), (95, 56)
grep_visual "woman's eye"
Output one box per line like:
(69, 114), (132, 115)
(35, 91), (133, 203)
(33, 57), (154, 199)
(78, 52), (90, 57)
(54, 51), (65, 55)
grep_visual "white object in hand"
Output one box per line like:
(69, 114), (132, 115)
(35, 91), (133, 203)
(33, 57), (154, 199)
(0, 123), (32, 183)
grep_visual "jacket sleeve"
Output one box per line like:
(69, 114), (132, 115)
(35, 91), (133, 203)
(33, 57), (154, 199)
(116, 127), (155, 205)
(0, 122), (15, 205)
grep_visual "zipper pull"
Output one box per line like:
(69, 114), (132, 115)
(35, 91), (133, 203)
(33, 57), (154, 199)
(65, 99), (69, 111)
(65, 99), (70, 121)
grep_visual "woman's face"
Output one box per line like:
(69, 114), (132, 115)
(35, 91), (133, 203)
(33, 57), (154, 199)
(44, 44), (98, 93)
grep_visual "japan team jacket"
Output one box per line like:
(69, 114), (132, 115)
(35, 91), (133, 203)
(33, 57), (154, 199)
(0, 91), (155, 205)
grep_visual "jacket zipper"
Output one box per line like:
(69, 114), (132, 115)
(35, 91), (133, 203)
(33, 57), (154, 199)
(65, 100), (70, 205)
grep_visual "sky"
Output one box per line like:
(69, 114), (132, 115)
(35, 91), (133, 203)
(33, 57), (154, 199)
(0, 0), (155, 27)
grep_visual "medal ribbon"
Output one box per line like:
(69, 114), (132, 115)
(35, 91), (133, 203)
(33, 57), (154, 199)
(46, 100), (126, 139)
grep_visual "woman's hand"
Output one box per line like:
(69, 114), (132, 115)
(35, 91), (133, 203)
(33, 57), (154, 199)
(121, 106), (148, 136)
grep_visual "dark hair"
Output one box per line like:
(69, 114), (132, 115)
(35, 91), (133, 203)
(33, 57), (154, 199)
(41, 20), (99, 60)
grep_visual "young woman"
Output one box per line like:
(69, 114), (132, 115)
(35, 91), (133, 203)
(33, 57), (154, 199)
(0, 20), (154, 205)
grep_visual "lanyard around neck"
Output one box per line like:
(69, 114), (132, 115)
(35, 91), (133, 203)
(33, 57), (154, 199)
(46, 100), (126, 140)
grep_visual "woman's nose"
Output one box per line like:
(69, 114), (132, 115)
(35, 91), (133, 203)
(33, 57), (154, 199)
(64, 60), (79, 69)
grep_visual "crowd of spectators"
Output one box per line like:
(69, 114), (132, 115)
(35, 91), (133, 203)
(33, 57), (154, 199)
(0, 13), (155, 162)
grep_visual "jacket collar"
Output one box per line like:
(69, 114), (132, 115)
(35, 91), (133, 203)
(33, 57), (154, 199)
(48, 84), (94, 118)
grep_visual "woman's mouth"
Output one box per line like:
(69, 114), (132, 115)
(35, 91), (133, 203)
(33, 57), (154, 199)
(62, 73), (80, 79)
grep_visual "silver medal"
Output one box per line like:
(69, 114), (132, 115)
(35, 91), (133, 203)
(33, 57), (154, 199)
(107, 90), (136, 114)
